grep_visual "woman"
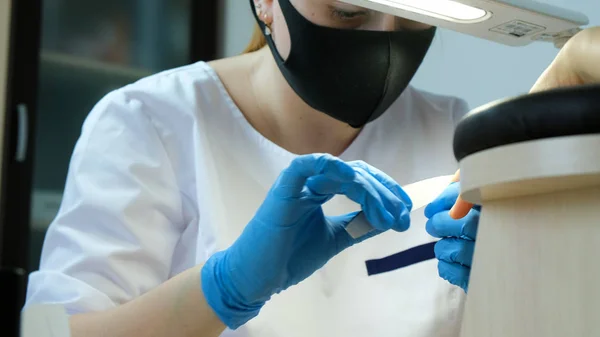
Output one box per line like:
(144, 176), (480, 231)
(25, 0), (599, 335)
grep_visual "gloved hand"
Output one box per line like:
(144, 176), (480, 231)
(424, 182), (480, 292)
(202, 154), (412, 329)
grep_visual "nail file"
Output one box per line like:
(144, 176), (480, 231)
(345, 175), (454, 239)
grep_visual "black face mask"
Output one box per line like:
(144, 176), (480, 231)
(250, 0), (436, 128)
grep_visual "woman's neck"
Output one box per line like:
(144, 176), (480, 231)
(210, 48), (361, 156)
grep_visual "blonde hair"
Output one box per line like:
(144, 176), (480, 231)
(243, 23), (268, 53)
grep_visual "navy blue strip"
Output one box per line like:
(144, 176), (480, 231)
(365, 242), (437, 276)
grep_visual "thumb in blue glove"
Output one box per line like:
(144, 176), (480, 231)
(202, 154), (412, 329)
(424, 182), (480, 292)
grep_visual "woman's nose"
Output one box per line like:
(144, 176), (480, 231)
(361, 13), (397, 31)
(376, 14), (397, 31)
(365, 14), (432, 32)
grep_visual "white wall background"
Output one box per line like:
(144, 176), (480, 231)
(217, 0), (254, 58)
(217, 0), (599, 110)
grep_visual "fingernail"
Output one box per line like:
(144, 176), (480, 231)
(449, 205), (459, 219)
(451, 170), (461, 183)
(449, 206), (466, 220)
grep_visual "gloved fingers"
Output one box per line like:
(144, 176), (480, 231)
(424, 182), (461, 219)
(307, 173), (397, 230)
(438, 260), (470, 292)
(426, 209), (479, 239)
(434, 238), (475, 267)
(307, 172), (410, 232)
(463, 210), (479, 238)
(274, 154), (355, 198)
(353, 167), (411, 231)
(347, 161), (413, 211)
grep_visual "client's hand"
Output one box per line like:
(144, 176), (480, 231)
(531, 26), (600, 93)
(451, 27), (600, 220)
(434, 27), (600, 291)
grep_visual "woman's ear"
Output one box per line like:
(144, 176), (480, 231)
(254, 0), (274, 25)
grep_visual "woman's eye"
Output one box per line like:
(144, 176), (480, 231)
(331, 8), (367, 20)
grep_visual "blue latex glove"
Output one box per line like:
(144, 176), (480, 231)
(202, 154), (412, 329)
(424, 182), (480, 292)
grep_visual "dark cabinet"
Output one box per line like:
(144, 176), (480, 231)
(0, 1), (218, 335)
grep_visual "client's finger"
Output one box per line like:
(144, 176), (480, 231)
(448, 170), (474, 219)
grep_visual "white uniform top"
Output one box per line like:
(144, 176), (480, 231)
(25, 61), (470, 337)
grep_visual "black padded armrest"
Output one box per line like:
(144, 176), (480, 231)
(453, 84), (600, 162)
